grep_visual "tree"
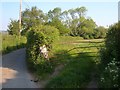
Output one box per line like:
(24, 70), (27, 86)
(75, 6), (87, 18)
(68, 9), (77, 20)
(48, 18), (70, 35)
(21, 6), (46, 35)
(47, 7), (61, 21)
(71, 18), (96, 38)
(67, 7), (88, 37)
(70, 18), (80, 36)
(60, 10), (71, 27)
(94, 26), (107, 39)
(7, 19), (19, 35)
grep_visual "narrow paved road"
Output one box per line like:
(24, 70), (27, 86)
(1, 48), (39, 88)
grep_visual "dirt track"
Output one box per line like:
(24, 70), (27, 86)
(1, 48), (39, 88)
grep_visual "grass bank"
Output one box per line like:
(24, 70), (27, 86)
(1, 34), (27, 54)
(45, 36), (104, 88)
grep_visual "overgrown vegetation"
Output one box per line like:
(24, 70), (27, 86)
(26, 31), (104, 87)
(2, 34), (27, 54)
(45, 37), (104, 88)
(26, 25), (59, 78)
(98, 22), (120, 88)
(6, 5), (119, 88)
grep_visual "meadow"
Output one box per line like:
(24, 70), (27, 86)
(1, 33), (104, 88)
(1, 34), (27, 54)
(42, 36), (104, 88)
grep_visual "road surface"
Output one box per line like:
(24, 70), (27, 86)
(1, 48), (39, 88)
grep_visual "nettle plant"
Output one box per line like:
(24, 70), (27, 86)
(100, 58), (120, 88)
(26, 25), (59, 74)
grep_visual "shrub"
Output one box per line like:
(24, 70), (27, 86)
(99, 60), (120, 88)
(99, 22), (120, 88)
(83, 35), (89, 39)
(100, 23), (119, 66)
(26, 25), (59, 76)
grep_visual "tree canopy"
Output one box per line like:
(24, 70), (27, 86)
(7, 19), (19, 35)
(7, 6), (107, 39)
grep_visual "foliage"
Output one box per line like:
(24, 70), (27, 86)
(46, 57), (94, 88)
(47, 18), (70, 35)
(7, 19), (20, 35)
(47, 6), (107, 39)
(26, 25), (59, 76)
(99, 60), (120, 88)
(45, 36), (104, 88)
(75, 18), (97, 39)
(100, 23), (119, 65)
(21, 6), (47, 35)
(99, 22), (120, 88)
(48, 7), (61, 21)
(93, 26), (107, 39)
(8, 6), (107, 39)
(2, 34), (26, 54)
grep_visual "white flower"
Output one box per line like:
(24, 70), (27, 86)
(105, 67), (107, 70)
(114, 84), (118, 87)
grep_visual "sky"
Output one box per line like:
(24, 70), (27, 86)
(118, 1), (120, 21)
(0, 0), (119, 31)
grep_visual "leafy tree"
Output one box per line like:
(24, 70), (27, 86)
(67, 7), (98, 39)
(94, 26), (107, 39)
(75, 6), (87, 18)
(73, 18), (96, 38)
(67, 6), (87, 21)
(21, 6), (47, 35)
(68, 9), (77, 20)
(48, 7), (61, 21)
(60, 10), (71, 27)
(7, 19), (19, 35)
(47, 18), (70, 35)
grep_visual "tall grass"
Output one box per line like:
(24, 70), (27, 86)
(1, 34), (27, 54)
(45, 36), (104, 88)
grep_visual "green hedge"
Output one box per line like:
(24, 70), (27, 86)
(26, 25), (59, 78)
(99, 22), (120, 88)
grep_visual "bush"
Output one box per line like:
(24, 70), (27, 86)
(26, 25), (59, 76)
(83, 35), (89, 39)
(93, 26), (107, 39)
(99, 22), (120, 88)
(99, 60), (120, 88)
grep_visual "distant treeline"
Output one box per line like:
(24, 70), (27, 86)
(8, 6), (107, 39)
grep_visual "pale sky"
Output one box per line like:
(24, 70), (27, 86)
(0, 0), (119, 31)
(118, 1), (120, 21)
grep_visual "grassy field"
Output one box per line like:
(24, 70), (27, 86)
(45, 36), (104, 88)
(1, 34), (27, 54)
(1, 34), (104, 88)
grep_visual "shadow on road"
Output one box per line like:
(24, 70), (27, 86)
(1, 48), (38, 88)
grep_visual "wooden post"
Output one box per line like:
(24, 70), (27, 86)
(18, 0), (22, 46)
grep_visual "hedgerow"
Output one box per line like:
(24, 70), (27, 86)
(26, 25), (59, 77)
(99, 22), (120, 88)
